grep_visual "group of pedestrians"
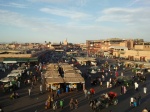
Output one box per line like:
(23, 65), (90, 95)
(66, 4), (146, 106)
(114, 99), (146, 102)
(69, 98), (79, 110)
(44, 95), (79, 111)
(130, 94), (142, 107)
(84, 88), (95, 99)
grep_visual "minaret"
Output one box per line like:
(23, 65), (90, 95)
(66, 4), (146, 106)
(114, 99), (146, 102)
(64, 38), (68, 45)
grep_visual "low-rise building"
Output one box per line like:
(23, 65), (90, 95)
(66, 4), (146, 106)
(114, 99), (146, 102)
(134, 42), (150, 51)
(86, 38), (134, 56)
(113, 49), (150, 62)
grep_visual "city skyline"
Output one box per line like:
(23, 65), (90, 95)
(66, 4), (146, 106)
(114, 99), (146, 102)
(0, 0), (150, 43)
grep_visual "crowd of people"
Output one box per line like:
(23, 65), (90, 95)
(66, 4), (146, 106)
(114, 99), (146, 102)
(82, 57), (150, 111)
(1, 51), (150, 112)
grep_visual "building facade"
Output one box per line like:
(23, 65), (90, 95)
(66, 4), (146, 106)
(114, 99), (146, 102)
(86, 38), (134, 56)
(113, 50), (150, 62)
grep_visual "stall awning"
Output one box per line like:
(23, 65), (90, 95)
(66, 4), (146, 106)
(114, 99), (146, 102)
(28, 58), (38, 62)
(63, 77), (85, 83)
(64, 73), (82, 77)
(3, 57), (38, 63)
(46, 78), (64, 84)
(17, 58), (29, 62)
(3, 58), (17, 63)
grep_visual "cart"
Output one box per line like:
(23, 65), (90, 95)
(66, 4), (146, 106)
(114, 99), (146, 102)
(99, 91), (118, 108)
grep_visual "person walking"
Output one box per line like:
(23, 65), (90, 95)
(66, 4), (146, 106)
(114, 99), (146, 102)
(74, 99), (79, 109)
(130, 97), (134, 106)
(51, 96), (54, 105)
(121, 72), (124, 76)
(59, 99), (64, 109)
(134, 82), (137, 90)
(52, 101), (57, 111)
(98, 77), (101, 83)
(90, 88), (95, 98)
(45, 96), (51, 109)
(102, 75), (105, 82)
(133, 98), (137, 107)
(28, 87), (31, 96)
(40, 84), (43, 94)
(143, 86), (147, 94)
(87, 90), (91, 99)
(123, 86), (127, 94)
(105, 72), (108, 77)
(56, 88), (60, 98)
(46, 84), (49, 91)
(69, 98), (74, 110)
(107, 81), (110, 88)
(100, 80), (103, 88)
(109, 78), (112, 83)
(137, 94), (141, 106)
(17, 80), (20, 88)
(83, 89), (87, 98)
(115, 71), (118, 77)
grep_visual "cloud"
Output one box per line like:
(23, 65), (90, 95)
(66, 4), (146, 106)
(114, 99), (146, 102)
(0, 9), (90, 31)
(128, 0), (140, 7)
(0, 8), (150, 43)
(40, 7), (91, 20)
(96, 7), (150, 25)
(0, 2), (27, 8)
(28, 0), (87, 3)
(0, 10), (32, 27)
(0, 9), (63, 29)
(28, 0), (68, 3)
(76, 0), (88, 6)
(28, 0), (88, 6)
(128, 0), (150, 6)
(0, 10), (122, 43)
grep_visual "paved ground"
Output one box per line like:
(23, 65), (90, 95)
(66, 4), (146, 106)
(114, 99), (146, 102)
(0, 58), (150, 112)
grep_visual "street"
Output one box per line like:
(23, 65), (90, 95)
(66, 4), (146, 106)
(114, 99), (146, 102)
(0, 57), (150, 112)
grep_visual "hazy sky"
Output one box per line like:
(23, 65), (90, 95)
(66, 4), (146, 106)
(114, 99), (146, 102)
(0, 0), (150, 43)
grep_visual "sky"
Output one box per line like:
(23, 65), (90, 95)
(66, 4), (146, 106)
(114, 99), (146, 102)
(0, 0), (150, 43)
